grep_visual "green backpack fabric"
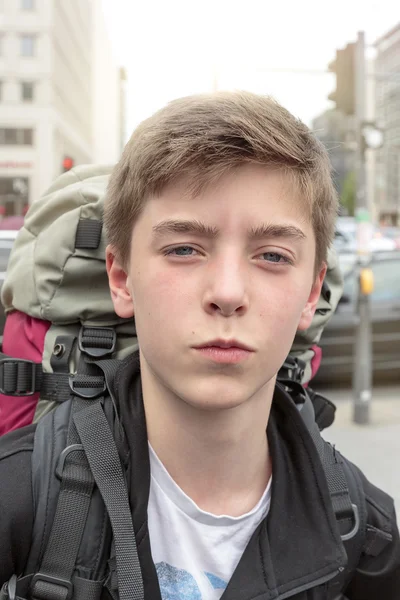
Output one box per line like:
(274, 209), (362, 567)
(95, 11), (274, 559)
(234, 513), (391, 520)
(1, 164), (343, 423)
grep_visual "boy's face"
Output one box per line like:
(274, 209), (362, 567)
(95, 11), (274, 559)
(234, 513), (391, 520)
(107, 164), (325, 411)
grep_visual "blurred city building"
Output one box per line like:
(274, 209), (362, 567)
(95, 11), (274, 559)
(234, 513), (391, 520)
(311, 108), (356, 206)
(374, 22), (400, 226)
(92, 1), (126, 164)
(0, 0), (125, 216)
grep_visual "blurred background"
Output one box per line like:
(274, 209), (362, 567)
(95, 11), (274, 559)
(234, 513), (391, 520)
(0, 0), (399, 503)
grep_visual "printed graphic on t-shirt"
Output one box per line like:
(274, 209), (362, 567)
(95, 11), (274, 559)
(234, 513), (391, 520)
(156, 562), (227, 599)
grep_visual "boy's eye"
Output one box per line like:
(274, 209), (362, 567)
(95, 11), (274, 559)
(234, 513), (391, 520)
(260, 252), (290, 264)
(165, 246), (197, 256)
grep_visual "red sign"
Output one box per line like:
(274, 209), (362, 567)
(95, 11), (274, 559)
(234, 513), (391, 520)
(0, 161), (33, 169)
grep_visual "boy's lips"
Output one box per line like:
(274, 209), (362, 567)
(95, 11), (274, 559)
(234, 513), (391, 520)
(192, 340), (255, 364)
(193, 339), (255, 352)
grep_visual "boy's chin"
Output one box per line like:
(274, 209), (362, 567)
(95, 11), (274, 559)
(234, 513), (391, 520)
(183, 396), (248, 412)
(178, 382), (265, 412)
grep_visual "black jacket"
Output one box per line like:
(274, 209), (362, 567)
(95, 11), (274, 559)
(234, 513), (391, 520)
(1, 355), (399, 599)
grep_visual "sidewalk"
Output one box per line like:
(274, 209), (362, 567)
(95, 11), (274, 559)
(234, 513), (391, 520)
(318, 385), (400, 513)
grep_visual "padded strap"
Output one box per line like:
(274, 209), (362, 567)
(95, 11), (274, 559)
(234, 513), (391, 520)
(300, 392), (358, 537)
(30, 395), (96, 600)
(74, 401), (144, 600)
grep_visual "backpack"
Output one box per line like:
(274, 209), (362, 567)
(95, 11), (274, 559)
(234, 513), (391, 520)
(0, 166), (369, 600)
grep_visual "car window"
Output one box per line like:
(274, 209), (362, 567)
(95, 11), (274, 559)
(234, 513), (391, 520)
(371, 258), (400, 302)
(0, 243), (13, 273)
(340, 256), (400, 305)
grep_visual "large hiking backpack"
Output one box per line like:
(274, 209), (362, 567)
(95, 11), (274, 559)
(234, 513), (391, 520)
(0, 166), (369, 600)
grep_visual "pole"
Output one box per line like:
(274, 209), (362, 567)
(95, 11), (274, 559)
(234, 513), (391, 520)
(352, 31), (373, 425)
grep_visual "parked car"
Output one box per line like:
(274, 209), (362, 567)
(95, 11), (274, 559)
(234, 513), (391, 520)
(334, 217), (397, 254)
(313, 250), (400, 386)
(377, 226), (400, 250)
(0, 230), (18, 333)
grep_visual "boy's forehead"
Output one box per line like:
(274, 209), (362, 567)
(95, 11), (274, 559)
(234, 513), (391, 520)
(144, 164), (312, 223)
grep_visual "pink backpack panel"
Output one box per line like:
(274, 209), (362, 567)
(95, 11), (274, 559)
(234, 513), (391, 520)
(0, 310), (50, 435)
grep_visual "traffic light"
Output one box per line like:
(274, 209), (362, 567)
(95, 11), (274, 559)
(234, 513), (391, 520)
(63, 156), (74, 172)
(328, 43), (356, 115)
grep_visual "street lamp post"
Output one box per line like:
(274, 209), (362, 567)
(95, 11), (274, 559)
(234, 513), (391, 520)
(352, 31), (374, 425)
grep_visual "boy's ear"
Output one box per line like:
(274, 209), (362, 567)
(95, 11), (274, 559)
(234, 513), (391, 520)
(106, 245), (135, 319)
(297, 263), (327, 332)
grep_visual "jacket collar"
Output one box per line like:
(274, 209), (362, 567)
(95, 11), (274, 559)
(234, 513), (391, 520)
(116, 354), (347, 600)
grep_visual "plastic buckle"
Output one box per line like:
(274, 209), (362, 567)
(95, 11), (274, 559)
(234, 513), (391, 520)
(279, 357), (305, 384)
(69, 375), (106, 399)
(78, 327), (117, 358)
(0, 575), (17, 600)
(31, 573), (73, 600)
(0, 358), (38, 397)
(55, 444), (85, 480)
(341, 504), (360, 541)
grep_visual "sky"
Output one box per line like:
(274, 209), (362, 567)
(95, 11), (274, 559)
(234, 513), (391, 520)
(101, 0), (399, 137)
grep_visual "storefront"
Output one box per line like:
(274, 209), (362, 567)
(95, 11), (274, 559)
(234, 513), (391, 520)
(0, 162), (32, 217)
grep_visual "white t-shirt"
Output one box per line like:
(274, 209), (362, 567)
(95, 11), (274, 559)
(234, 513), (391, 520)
(148, 444), (272, 600)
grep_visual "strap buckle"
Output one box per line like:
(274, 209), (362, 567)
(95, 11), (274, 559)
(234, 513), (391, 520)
(31, 574), (73, 600)
(78, 327), (117, 358)
(69, 375), (107, 399)
(341, 503), (360, 541)
(55, 444), (85, 480)
(0, 575), (17, 600)
(0, 357), (39, 396)
(277, 356), (305, 384)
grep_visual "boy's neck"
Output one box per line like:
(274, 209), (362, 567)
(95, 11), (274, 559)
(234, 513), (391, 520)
(141, 365), (274, 517)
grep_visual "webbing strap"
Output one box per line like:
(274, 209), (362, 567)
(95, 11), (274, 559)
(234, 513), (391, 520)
(74, 401), (144, 600)
(0, 350), (71, 402)
(39, 373), (71, 402)
(72, 577), (104, 600)
(0, 574), (103, 600)
(364, 524), (393, 556)
(75, 219), (103, 250)
(30, 358), (100, 600)
(31, 443), (95, 600)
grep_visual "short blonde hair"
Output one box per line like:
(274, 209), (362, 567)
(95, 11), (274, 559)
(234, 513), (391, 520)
(105, 91), (338, 269)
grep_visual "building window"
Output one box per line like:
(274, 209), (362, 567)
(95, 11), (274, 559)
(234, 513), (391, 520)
(21, 82), (34, 102)
(20, 34), (35, 57)
(0, 128), (34, 145)
(0, 177), (30, 218)
(21, 0), (34, 9)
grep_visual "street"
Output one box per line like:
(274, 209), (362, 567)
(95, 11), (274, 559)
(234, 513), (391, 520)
(319, 385), (400, 514)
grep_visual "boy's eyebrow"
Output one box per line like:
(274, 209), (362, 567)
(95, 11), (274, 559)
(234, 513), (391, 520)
(152, 219), (219, 239)
(152, 219), (306, 241)
(249, 223), (306, 241)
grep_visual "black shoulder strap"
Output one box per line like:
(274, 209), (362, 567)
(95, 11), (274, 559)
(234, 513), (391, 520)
(299, 392), (362, 538)
(74, 395), (144, 600)
(298, 390), (368, 594)
(28, 348), (143, 600)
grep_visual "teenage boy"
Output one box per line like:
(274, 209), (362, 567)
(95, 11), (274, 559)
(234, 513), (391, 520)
(1, 91), (399, 599)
